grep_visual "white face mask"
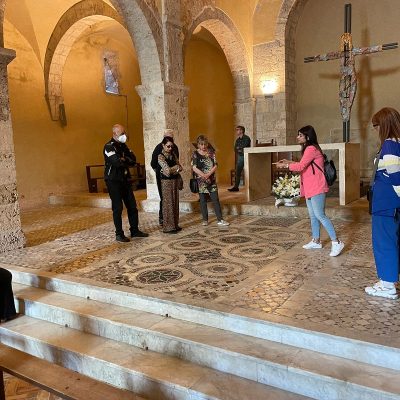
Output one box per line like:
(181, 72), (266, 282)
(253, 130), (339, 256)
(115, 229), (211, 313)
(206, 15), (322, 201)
(118, 134), (127, 143)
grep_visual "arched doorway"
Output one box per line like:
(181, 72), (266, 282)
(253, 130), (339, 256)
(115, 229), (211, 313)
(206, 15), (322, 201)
(184, 7), (252, 184)
(0, 0), (162, 252)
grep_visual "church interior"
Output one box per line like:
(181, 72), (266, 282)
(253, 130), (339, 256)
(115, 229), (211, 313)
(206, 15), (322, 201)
(1, 0), (400, 399)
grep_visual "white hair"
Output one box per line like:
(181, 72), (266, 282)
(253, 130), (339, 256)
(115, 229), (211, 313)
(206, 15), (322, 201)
(164, 129), (174, 137)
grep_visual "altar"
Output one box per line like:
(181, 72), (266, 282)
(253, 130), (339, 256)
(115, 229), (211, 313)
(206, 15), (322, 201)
(244, 143), (360, 206)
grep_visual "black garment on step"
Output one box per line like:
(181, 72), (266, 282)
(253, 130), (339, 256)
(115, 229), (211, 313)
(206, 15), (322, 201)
(0, 268), (17, 321)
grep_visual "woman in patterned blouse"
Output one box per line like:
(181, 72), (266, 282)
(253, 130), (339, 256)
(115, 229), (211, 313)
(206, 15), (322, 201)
(158, 137), (183, 234)
(191, 135), (229, 227)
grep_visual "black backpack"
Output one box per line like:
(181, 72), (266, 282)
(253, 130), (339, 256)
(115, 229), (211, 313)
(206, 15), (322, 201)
(311, 154), (337, 186)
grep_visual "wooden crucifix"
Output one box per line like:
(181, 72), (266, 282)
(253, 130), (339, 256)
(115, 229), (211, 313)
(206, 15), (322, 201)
(304, 3), (398, 142)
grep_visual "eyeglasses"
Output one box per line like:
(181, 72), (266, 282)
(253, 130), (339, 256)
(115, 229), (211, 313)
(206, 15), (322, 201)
(165, 145), (173, 148)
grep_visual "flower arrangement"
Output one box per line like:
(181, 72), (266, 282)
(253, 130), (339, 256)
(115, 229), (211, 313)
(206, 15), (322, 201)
(271, 173), (300, 199)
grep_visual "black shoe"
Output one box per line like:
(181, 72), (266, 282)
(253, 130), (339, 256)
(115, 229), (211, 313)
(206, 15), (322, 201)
(176, 226), (182, 232)
(131, 230), (149, 238)
(163, 230), (178, 234)
(228, 187), (239, 192)
(116, 235), (130, 243)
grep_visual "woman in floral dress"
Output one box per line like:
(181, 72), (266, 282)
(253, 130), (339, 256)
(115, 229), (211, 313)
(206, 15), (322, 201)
(191, 135), (229, 226)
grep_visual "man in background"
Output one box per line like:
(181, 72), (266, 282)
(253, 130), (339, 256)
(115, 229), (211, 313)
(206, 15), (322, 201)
(228, 125), (251, 192)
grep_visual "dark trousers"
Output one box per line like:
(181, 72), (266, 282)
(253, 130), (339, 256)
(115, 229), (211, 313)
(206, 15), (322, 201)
(0, 268), (16, 320)
(234, 155), (244, 188)
(199, 191), (223, 221)
(106, 180), (138, 236)
(156, 173), (163, 223)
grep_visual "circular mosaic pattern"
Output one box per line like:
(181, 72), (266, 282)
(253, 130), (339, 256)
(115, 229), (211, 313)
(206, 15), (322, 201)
(218, 235), (252, 244)
(126, 253), (180, 267)
(136, 268), (183, 284)
(168, 238), (215, 252)
(189, 260), (249, 279)
(222, 243), (279, 261)
(260, 231), (300, 242)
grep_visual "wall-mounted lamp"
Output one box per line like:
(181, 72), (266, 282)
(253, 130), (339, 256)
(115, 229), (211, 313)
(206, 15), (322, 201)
(260, 79), (278, 98)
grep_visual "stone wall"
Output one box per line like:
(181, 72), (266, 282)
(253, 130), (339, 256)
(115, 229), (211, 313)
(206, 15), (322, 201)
(0, 47), (25, 252)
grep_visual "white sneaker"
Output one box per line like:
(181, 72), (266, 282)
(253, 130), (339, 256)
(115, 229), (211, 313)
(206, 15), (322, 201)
(202, 221), (208, 226)
(302, 240), (322, 250)
(330, 240), (344, 257)
(217, 220), (230, 226)
(365, 281), (398, 300)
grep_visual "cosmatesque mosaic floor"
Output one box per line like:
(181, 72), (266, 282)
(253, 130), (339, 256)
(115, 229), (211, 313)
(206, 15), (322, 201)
(2, 205), (400, 345)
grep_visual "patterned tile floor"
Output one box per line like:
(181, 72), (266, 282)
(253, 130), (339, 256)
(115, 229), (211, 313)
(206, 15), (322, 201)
(3, 373), (62, 400)
(2, 204), (399, 344)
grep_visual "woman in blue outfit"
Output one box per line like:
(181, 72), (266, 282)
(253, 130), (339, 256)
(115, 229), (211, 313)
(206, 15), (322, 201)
(365, 107), (400, 299)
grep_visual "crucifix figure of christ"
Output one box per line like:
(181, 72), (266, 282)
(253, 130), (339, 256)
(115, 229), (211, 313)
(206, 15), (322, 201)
(304, 3), (398, 142)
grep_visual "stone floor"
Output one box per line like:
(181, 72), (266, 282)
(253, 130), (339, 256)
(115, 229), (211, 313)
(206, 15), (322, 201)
(2, 203), (399, 349)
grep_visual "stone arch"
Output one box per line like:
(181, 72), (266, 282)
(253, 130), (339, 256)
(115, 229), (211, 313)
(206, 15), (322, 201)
(276, 0), (308, 142)
(0, 0), (5, 47)
(108, 0), (163, 83)
(44, 1), (128, 120)
(184, 6), (253, 132)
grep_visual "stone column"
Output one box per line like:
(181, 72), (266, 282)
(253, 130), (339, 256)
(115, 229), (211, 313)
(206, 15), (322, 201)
(253, 41), (292, 145)
(136, 81), (191, 201)
(162, 0), (191, 198)
(0, 47), (25, 252)
(233, 97), (255, 143)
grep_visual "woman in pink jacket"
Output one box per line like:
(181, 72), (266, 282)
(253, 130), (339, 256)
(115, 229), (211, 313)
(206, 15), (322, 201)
(277, 125), (344, 257)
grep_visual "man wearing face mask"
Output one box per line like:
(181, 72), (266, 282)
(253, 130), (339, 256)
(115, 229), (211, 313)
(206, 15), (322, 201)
(104, 124), (149, 242)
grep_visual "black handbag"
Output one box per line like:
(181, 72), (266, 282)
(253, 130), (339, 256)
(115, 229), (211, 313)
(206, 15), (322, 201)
(368, 150), (381, 215)
(367, 188), (373, 215)
(190, 178), (199, 193)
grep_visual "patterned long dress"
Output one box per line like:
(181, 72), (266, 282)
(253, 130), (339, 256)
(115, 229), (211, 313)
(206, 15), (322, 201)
(158, 150), (180, 232)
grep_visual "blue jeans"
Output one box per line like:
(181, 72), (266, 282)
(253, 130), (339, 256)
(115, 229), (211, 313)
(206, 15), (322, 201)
(305, 193), (337, 240)
(234, 155), (244, 188)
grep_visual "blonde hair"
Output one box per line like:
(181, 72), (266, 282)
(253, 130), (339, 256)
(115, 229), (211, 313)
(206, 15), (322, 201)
(196, 134), (208, 146)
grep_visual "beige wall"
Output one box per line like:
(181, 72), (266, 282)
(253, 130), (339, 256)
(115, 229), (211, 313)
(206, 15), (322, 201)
(296, 0), (400, 175)
(253, 0), (282, 44)
(185, 34), (235, 184)
(216, 0), (256, 70)
(6, 20), (143, 208)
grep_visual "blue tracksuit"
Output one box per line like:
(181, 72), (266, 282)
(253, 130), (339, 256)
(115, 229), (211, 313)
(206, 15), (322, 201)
(371, 139), (400, 282)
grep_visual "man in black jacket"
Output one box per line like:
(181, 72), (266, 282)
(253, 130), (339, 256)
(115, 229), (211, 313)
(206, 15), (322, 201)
(104, 124), (149, 242)
(150, 129), (179, 225)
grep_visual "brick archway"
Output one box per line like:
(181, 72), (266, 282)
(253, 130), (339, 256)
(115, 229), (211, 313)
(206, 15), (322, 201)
(184, 6), (253, 131)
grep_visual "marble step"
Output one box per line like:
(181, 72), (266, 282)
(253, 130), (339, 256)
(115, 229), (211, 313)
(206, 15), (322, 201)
(11, 283), (400, 400)
(9, 268), (400, 371)
(0, 343), (146, 400)
(0, 315), (311, 400)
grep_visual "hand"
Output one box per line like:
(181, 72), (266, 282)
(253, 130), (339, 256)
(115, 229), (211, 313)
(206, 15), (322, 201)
(276, 161), (287, 169)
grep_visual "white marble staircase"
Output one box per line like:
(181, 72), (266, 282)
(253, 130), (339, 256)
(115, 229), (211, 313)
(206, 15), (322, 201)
(1, 268), (400, 400)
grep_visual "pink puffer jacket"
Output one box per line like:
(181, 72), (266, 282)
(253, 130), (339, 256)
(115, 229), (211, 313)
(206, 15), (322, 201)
(288, 145), (328, 198)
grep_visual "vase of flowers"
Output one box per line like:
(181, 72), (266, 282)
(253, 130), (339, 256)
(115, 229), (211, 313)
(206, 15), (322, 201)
(271, 174), (300, 207)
